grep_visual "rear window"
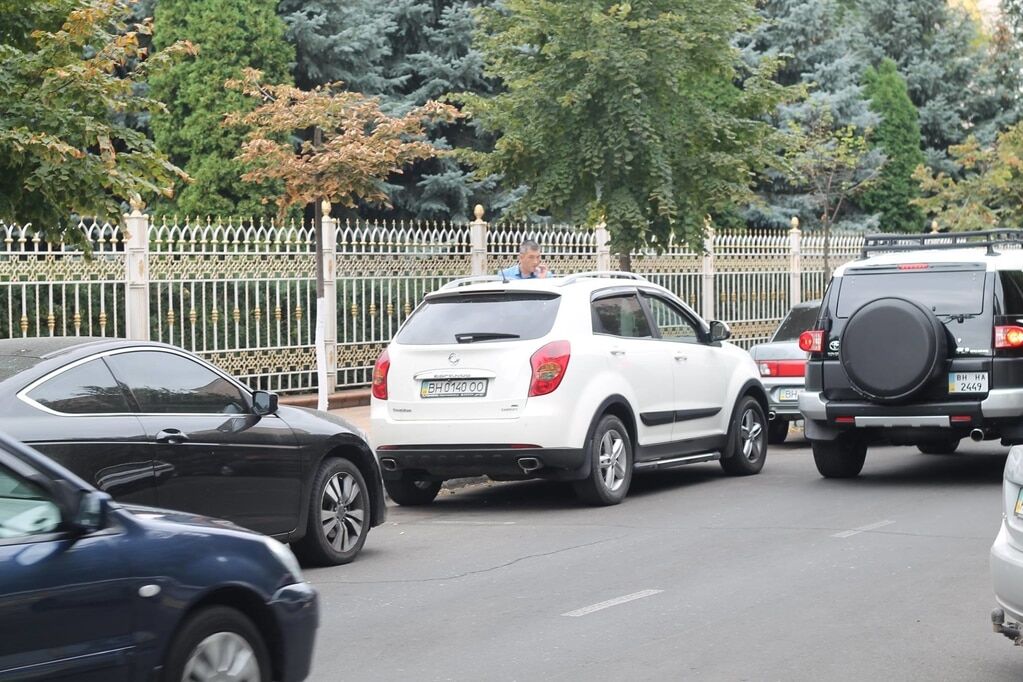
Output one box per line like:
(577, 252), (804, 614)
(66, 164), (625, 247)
(836, 270), (986, 318)
(772, 304), (820, 342)
(395, 292), (561, 345)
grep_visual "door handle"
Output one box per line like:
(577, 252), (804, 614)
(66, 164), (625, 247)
(155, 429), (189, 444)
(610, 349), (626, 356)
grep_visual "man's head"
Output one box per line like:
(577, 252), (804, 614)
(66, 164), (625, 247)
(518, 238), (542, 277)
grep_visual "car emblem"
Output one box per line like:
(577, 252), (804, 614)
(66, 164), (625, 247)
(829, 339), (840, 352)
(448, 353), (460, 366)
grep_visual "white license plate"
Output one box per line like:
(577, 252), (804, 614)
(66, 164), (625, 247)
(778, 388), (801, 402)
(420, 378), (488, 399)
(948, 372), (988, 394)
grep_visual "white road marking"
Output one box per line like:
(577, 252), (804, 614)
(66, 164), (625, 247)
(561, 589), (663, 617)
(832, 520), (894, 538)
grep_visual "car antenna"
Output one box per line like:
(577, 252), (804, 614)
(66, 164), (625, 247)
(499, 268), (508, 284)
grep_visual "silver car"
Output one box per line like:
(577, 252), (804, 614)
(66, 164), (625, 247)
(992, 445), (1023, 646)
(748, 300), (820, 444)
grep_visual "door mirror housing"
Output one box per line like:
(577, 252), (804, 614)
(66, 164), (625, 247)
(252, 390), (279, 416)
(73, 491), (110, 534)
(709, 320), (732, 342)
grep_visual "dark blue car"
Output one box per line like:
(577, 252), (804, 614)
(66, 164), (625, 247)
(0, 431), (318, 682)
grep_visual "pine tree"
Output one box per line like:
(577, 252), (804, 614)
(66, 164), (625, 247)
(860, 59), (925, 232)
(150, 0), (293, 218)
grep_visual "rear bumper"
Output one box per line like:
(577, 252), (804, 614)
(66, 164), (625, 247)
(377, 445), (586, 479)
(800, 388), (1023, 422)
(992, 522), (1023, 625)
(269, 582), (319, 682)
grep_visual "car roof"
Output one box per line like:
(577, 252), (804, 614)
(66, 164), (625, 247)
(835, 247), (1023, 276)
(426, 273), (675, 299)
(0, 337), (172, 360)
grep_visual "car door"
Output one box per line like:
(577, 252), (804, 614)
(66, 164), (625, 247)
(590, 291), (675, 450)
(641, 292), (730, 443)
(10, 357), (156, 505)
(0, 452), (135, 682)
(104, 349), (302, 536)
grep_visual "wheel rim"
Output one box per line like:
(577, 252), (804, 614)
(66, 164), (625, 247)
(598, 429), (627, 491)
(182, 632), (261, 682)
(740, 408), (764, 462)
(320, 472), (365, 554)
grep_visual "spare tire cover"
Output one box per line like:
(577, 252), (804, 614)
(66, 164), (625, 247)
(840, 297), (947, 403)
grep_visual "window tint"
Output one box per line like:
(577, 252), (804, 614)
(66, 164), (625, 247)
(395, 292), (561, 345)
(27, 359), (131, 414)
(642, 295), (699, 342)
(1000, 271), (1023, 315)
(0, 466), (61, 538)
(592, 294), (653, 338)
(106, 351), (248, 414)
(836, 270), (986, 317)
(772, 304), (821, 342)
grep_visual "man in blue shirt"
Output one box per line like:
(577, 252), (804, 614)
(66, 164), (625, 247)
(501, 238), (552, 279)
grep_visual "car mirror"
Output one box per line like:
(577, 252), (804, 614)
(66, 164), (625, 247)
(709, 320), (732, 342)
(72, 490), (110, 534)
(252, 390), (279, 416)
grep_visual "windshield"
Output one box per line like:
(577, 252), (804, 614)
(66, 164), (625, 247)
(836, 270), (986, 318)
(773, 304), (821, 341)
(395, 292), (561, 345)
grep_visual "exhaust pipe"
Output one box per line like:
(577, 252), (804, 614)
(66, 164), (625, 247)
(971, 428), (985, 442)
(381, 458), (398, 472)
(517, 457), (542, 474)
(768, 411), (777, 421)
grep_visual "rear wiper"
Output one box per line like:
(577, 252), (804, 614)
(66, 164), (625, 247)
(455, 332), (521, 343)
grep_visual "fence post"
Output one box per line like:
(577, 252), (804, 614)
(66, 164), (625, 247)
(789, 216), (802, 308)
(321, 200), (338, 395)
(595, 221), (612, 271)
(701, 220), (716, 320)
(470, 204), (488, 276)
(124, 203), (150, 341)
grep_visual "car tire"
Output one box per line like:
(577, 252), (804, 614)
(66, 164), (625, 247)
(384, 476), (442, 506)
(720, 396), (768, 475)
(767, 419), (789, 445)
(293, 458), (370, 566)
(811, 438), (867, 478)
(573, 414), (633, 506)
(917, 439), (960, 455)
(162, 606), (270, 682)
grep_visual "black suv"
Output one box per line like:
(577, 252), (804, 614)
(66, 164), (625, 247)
(799, 230), (1023, 477)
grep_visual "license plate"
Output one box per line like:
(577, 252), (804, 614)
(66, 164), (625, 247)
(420, 378), (488, 399)
(1016, 489), (1023, 517)
(948, 372), (988, 394)
(778, 388), (801, 402)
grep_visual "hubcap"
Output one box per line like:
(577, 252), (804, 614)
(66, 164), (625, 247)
(740, 408), (764, 462)
(320, 472), (365, 553)
(597, 429), (627, 491)
(182, 632), (260, 682)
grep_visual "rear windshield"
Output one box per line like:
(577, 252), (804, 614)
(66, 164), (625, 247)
(773, 305), (820, 341)
(836, 270), (986, 317)
(395, 292), (561, 345)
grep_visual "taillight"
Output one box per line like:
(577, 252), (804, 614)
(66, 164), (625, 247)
(372, 349), (390, 400)
(798, 330), (824, 353)
(758, 360), (807, 377)
(529, 340), (570, 397)
(996, 326), (1023, 349)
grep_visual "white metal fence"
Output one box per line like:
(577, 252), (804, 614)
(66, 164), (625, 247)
(0, 210), (865, 393)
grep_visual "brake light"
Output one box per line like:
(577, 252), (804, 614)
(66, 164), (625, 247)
(996, 326), (1023, 349)
(798, 330), (824, 353)
(372, 349), (390, 400)
(529, 340), (570, 397)
(758, 360), (807, 378)
(897, 263), (929, 270)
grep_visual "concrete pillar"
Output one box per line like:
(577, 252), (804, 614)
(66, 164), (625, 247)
(470, 204), (488, 276)
(124, 204), (150, 341)
(789, 216), (802, 308)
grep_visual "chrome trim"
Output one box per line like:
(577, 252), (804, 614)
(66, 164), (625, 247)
(982, 389), (1023, 418)
(798, 391), (828, 420)
(634, 452), (721, 469)
(854, 415), (951, 428)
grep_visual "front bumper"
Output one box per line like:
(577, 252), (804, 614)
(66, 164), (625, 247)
(377, 445), (586, 479)
(270, 581), (319, 682)
(992, 522), (1023, 625)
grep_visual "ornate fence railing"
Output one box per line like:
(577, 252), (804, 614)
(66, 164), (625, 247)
(0, 210), (866, 393)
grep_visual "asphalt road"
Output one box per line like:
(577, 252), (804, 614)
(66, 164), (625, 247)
(305, 430), (1023, 681)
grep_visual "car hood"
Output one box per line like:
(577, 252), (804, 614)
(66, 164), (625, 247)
(748, 340), (806, 361)
(118, 503), (256, 535)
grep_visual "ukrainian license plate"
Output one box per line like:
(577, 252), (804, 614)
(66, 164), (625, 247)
(948, 372), (988, 394)
(778, 388), (801, 402)
(420, 378), (488, 399)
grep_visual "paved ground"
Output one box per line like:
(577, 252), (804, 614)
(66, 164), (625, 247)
(302, 428), (1023, 681)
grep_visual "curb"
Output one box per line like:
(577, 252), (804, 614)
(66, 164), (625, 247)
(278, 388), (371, 410)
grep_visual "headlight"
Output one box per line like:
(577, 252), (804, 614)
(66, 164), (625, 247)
(263, 537), (304, 583)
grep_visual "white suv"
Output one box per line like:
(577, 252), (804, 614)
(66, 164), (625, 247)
(370, 272), (769, 506)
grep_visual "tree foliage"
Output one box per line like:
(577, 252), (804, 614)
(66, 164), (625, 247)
(224, 69), (460, 221)
(0, 0), (194, 239)
(461, 0), (792, 254)
(149, 0), (293, 218)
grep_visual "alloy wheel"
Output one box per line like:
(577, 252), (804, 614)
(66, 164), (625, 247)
(740, 408), (764, 461)
(320, 471), (366, 554)
(598, 429), (627, 491)
(182, 632), (261, 682)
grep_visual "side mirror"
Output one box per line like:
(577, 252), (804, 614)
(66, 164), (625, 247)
(252, 390), (279, 416)
(709, 320), (732, 342)
(72, 491), (110, 534)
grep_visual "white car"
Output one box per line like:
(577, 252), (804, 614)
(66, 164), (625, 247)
(991, 444), (1023, 645)
(369, 272), (769, 506)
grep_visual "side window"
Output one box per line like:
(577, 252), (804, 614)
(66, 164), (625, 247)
(26, 359), (131, 414)
(1000, 271), (1023, 315)
(592, 294), (653, 338)
(642, 294), (700, 343)
(105, 351), (249, 415)
(0, 465), (61, 539)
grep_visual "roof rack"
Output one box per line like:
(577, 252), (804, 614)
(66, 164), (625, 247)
(438, 275), (508, 291)
(860, 229), (1023, 258)
(555, 271), (649, 286)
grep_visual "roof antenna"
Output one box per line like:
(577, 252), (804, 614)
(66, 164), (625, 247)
(498, 268), (507, 284)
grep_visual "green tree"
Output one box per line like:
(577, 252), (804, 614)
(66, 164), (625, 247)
(461, 0), (791, 258)
(0, 0), (193, 241)
(149, 0), (293, 218)
(860, 59), (924, 232)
